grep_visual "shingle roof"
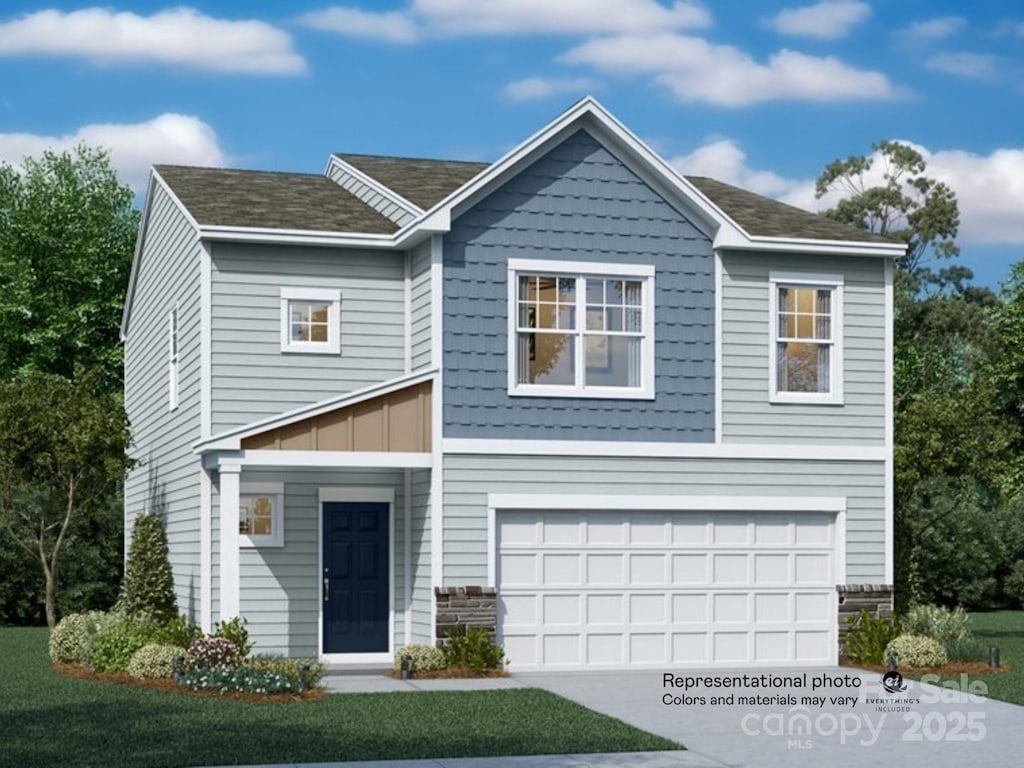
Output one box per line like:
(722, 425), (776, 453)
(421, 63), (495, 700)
(685, 175), (891, 244)
(154, 165), (399, 234)
(334, 154), (490, 210)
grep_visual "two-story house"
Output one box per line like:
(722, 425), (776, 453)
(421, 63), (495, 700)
(121, 98), (901, 670)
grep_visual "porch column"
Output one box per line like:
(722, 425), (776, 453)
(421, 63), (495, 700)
(219, 462), (241, 620)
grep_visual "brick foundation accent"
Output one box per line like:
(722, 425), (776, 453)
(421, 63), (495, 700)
(837, 584), (894, 659)
(434, 586), (497, 644)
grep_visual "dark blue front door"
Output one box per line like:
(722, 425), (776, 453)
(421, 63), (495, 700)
(322, 502), (389, 654)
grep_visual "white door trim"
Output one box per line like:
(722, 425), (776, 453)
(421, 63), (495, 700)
(318, 486), (396, 664)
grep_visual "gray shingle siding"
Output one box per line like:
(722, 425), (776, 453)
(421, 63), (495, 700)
(210, 242), (407, 433)
(124, 181), (203, 622)
(442, 129), (715, 441)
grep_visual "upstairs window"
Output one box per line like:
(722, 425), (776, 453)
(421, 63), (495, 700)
(168, 303), (179, 411)
(769, 272), (844, 404)
(280, 288), (341, 354)
(508, 259), (654, 399)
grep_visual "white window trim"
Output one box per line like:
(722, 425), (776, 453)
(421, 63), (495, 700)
(168, 303), (179, 411)
(279, 287), (341, 355)
(506, 258), (656, 400)
(768, 271), (844, 405)
(240, 481), (285, 548)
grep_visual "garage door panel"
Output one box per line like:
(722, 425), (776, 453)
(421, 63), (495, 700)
(497, 509), (836, 670)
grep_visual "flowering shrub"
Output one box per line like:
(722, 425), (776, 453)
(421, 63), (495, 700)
(127, 643), (184, 679)
(212, 616), (251, 657)
(49, 611), (118, 664)
(886, 634), (949, 668)
(184, 637), (241, 670)
(903, 605), (971, 648)
(394, 645), (447, 673)
(178, 656), (323, 694)
(245, 655), (324, 687)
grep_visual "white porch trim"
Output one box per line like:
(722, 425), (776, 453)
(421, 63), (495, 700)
(203, 450), (432, 470)
(218, 462), (241, 621)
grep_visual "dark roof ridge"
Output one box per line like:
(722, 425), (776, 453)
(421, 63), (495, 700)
(334, 152), (490, 167)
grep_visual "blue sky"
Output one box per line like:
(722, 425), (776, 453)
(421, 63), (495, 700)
(1, 1), (1021, 287)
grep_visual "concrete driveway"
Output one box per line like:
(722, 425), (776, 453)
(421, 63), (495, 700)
(518, 666), (1024, 767)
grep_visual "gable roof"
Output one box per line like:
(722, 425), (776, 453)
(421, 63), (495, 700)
(685, 176), (892, 244)
(155, 165), (399, 234)
(333, 154), (490, 210)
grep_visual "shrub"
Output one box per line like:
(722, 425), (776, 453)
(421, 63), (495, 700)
(178, 656), (323, 694)
(49, 611), (118, 664)
(944, 636), (990, 663)
(886, 634), (949, 668)
(903, 604), (972, 648)
(126, 643), (184, 679)
(185, 637), (241, 671)
(91, 615), (169, 673)
(394, 644), (447, 673)
(117, 514), (177, 622)
(213, 616), (251, 657)
(1005, 561), (1024, 608)
(442, 624), (505, 672)
(244, 655), (324, 688)
(161, 614), (203, 649)
(844, 609), (902, 665)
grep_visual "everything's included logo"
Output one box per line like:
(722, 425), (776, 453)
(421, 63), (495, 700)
(881, 652), (907, 695)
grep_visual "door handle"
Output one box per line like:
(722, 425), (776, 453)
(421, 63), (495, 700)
(323, 576), (330, 602)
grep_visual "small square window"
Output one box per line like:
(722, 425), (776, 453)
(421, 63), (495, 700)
(280, 289), (340, 354)
(240, 484), (284, 547)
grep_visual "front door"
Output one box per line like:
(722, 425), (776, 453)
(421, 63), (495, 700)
(322, 502), (389, 654)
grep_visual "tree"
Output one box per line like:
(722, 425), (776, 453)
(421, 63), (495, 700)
(0, 371), (132, 628)
(0, 144), (138, 391)
(118, 514), (177, 622)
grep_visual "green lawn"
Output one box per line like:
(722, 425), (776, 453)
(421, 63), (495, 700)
(965, 611), (1024, 706)
(0, 627), (677, 768)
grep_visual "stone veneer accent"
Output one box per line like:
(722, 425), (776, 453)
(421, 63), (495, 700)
(837, 584), (894, 659)
(434, 586), (497, 644)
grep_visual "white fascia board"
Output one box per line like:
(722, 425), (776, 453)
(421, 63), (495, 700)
(326, 155), (424, 217)
(442, 438), (886, 462)
(197, 225), (399, 248)
(487, 492), (847, 513)
(235, 450), (432, 469)
(119, 173), (156, 342)
(715, 228), (907, 258)
(194, 368), (437, 452)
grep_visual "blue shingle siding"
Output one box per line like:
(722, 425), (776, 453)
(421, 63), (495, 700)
(442, 129), (715, 441)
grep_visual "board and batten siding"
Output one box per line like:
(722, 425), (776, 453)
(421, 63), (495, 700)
(721, 252), (886, 444)
(124, 181), (203, 621)
(211, 468), (420, 656)
(442, 129), (715, 442)
(325, 160), (416, 227)
(443, 454), (885, 585)
(210, 243), (407, 433)
(409, 240), (432, 371)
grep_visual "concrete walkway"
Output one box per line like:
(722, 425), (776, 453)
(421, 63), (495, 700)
(201, 753), (716, 768)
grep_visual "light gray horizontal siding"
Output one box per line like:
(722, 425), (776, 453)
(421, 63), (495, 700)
(721, 252), (886, 444)
(442, 454), (885, 585)
(212, 468), (423, 657)
(409, 468), (433, 644)
(326, 162), (417, 226)
(410, 240), (433, 372)
(124, 182), (202, 622)
(210, 243), (406, 433)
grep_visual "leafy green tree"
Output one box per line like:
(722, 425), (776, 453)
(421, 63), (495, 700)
(118, 513), (177, 622)
(0, 371), (132, 628)
(0, 144), (138, 391)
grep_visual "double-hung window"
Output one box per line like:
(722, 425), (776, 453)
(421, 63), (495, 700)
(280, 288), (341, 354)
(508, 259), (655, 399)
(769, 272), (844, 404)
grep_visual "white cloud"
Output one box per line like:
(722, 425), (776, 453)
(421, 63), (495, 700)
(299, 0), (711, 41)
(765, 1), (871, 40)
(901, 16), (967, 41)
(0, 8), (305, 74)
(561, 34), (903, 107)
(925, 52), (998, 81)
(501, 76), (599, 102)
(0, 114), (228, 189)
(670, 139), (804, 197)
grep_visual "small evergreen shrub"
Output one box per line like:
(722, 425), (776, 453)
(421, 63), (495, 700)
(903, 604), (971, 648)
(118, 514), (177, 622)
(127, 643), (184, 679)
(394, 644), (447, 673)
(161, 614), (203, 649)
(212, 616), (251, 657)
(886, 634), (949, 668)
(944, 636), (990, 663)
(442, 624), (505, 672)
(49, 611), (117, 664)
(844, 609), (902, 665)
(1005, 561), (1024, 608)
(91, 615), (168, 673)
(184, 637), (241, 670)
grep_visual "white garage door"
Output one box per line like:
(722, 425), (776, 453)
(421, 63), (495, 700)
(497, 509), (837, 670)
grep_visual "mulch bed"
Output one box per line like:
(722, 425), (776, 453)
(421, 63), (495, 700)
(842, 660), (1012, 677)
(53, 663), (324, 703)
(388, 666), (509, 680)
